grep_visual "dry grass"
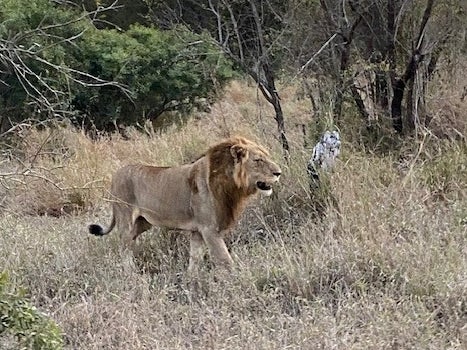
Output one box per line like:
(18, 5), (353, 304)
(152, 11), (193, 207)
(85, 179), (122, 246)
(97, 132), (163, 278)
(0, 80), (466, 349)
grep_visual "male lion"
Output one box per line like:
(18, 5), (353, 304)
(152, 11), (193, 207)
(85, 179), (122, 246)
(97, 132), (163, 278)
(89, 136), (281, 272)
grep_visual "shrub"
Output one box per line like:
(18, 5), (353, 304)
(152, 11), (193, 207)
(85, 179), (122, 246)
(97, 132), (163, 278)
(0, 271), (63, 349)
(0, 0), (88, 128)
(73, 24), (234, 130)
(0, 0), (235, 133)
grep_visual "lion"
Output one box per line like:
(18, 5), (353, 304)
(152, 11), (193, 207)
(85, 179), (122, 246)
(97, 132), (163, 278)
(89, 136), (281, 272)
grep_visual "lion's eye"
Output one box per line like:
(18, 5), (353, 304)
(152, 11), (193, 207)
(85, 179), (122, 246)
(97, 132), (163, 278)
(254, 158), (262, 162)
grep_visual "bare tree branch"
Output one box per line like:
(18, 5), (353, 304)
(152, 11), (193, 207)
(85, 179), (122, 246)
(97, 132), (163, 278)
(0, 1), (129, 130)
(296, 33), (338, 78)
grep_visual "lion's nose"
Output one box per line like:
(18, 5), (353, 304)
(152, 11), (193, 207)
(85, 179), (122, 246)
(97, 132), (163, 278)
(273, 171), (281, 177)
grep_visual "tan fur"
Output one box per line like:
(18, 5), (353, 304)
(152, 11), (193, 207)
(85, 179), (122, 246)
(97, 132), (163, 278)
(89, 137), (281, 272)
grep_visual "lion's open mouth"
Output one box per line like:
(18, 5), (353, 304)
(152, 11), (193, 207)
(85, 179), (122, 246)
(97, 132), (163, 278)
(256, 181), (272, 191)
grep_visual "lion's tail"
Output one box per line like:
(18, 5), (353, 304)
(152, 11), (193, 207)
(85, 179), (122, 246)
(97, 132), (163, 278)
(88, 214), (116, 236)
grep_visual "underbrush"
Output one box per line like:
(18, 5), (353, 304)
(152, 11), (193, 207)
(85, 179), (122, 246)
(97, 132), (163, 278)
(0, 81), (466, 349)
(0, 183), (465, 349)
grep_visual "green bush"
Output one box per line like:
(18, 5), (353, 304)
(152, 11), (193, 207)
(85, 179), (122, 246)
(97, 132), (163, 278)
(0, 272), (63, 349)
(0, 0), (88, 125)
(0, 0), (234, 132)
(73, 24), (234, 129)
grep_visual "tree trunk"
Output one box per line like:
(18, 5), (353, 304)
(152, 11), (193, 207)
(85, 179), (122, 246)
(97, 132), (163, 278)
(271, 94), (290, 157)
(248, 0), (290, 159)
(258, 61), (290, 159)
(391, 78), (405, 133)
(391, 50), (423, 133)
(328, 9), (362, 120)
(390, 0), (434, 133)
(406, 76), (416, 131)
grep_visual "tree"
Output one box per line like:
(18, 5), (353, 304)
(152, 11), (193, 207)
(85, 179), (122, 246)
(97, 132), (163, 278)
(291, 0), (465, 136)
(146, 0), (291, 157)
(73, 24), (234, 130)
(0, 0), (234, 134)
(0, 0), (128, 133)
(71, 0), (150, 30)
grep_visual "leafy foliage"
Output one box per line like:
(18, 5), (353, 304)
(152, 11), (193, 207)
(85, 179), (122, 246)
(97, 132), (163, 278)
(73, 25), (234, 129)
(0, 0), (234, 132)
(0, 0), (88, 124)
(0, 272), (63, 349)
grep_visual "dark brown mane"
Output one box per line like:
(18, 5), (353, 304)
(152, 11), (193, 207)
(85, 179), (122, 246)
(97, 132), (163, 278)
(206, 137), (256, 230)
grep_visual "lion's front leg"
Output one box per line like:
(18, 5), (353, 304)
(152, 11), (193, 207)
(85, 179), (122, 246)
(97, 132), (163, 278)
(188, 231), (206, 273)
(200, 228), (234, 269)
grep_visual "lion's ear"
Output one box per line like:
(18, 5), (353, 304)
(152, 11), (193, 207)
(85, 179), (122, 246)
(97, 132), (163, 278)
(230, 145), (248, 162)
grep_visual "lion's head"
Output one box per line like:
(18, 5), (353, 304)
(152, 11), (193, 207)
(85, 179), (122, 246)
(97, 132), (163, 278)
(207, 136), (281, 197)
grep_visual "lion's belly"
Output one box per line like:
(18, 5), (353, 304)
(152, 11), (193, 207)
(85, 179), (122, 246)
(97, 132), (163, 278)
(156, 218), (198, 231)
(136, 195), (194, 226)
(136, 186), (197, 231)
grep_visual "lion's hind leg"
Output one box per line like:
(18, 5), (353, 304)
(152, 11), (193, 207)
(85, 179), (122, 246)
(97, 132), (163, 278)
(122, 213), (152, 249)
(132, 216), (152, 241)
(111, 204), (134, 247)
(122, 216), (151, 260)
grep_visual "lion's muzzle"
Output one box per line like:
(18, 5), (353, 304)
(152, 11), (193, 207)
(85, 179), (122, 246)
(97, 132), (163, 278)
(256, 181), (272, 192)
(256, 170), (281, 196)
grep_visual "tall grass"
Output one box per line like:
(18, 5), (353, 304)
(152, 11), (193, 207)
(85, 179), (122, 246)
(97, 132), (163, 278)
(0, 81), (466, 349)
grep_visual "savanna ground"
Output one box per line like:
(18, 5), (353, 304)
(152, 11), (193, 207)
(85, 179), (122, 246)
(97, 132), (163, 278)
(1, 76), (466, 349)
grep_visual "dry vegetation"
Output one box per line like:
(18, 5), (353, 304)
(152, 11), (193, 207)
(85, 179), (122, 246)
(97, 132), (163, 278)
(0, 78), (466, 349)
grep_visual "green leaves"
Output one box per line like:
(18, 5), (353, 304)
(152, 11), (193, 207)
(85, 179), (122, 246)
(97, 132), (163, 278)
(75, 24), (234, 129)
(0, 271), (64, 349)
(1, 0), (234, 132)
(0, 0), (95, 124)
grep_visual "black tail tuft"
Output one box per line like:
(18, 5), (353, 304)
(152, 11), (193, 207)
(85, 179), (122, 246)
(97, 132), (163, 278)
(89, 224), (105, 236)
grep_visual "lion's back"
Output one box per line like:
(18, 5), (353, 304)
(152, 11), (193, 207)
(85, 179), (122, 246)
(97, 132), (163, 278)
(110, 163), (196, 214)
